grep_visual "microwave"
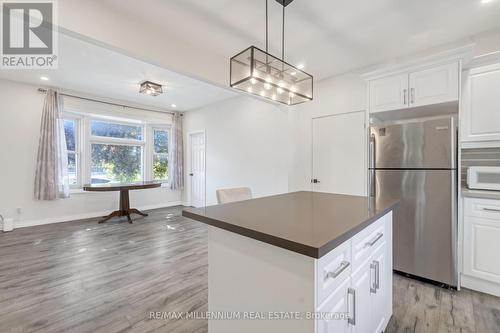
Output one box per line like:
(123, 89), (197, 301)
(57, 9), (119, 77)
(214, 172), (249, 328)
(467, 166), (500, 191)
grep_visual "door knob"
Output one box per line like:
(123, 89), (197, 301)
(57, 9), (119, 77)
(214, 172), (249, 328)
(311, 179), (320, 184)
(189, 173), (194, 176)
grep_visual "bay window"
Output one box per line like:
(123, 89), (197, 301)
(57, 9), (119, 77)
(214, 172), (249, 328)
(62, 113), (170, 188)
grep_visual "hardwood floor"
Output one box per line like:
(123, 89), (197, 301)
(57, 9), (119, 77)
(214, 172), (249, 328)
(386, 274), (500, 333)
(0, 206), (499, 333)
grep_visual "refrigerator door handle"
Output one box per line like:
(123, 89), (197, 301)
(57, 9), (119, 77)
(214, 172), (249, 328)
(369, 170), (376, 198)
(369, 133), (376, 169)
(369, 133), (376, 197)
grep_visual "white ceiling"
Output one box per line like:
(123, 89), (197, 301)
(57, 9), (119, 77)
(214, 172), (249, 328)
(0, 33), (236, 112)
(102, 0), (500, 79)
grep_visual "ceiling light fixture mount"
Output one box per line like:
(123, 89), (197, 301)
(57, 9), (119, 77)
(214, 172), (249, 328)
(230, 0), (313, 105)
(139, 80), (163, 96)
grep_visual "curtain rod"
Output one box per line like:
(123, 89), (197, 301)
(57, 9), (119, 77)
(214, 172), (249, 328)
(37, 88), (179, 116)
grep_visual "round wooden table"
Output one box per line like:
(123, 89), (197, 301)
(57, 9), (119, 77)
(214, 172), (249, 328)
(83, 181), (163, 223)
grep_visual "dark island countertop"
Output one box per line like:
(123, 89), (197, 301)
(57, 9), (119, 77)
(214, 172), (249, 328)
(182, 191), (398, 259)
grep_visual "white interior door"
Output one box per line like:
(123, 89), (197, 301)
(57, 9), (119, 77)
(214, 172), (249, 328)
(189, 131), (205, 207)
(312, 111), (366, 195)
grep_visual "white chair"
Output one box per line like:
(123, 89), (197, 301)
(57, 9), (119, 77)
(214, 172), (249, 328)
(216, 187), (252, 204)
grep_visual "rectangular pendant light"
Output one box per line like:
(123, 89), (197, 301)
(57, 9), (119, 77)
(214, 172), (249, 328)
(230, 46), (313, 105)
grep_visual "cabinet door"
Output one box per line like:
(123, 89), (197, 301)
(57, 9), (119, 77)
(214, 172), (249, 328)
(463, 215), (500, 284)
(462, 63), (500, 143)
(316, 278), (351, 333)
(409, 62), (459, 107)
(369, 74), (408, 113)
(350, 262), (372, 333)
(370, 243), (390, 333)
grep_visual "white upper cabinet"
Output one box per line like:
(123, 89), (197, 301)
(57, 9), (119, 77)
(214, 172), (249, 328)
(409, 62), (459, 107)
(369, 74), (408, 113)
(368, 61), (459, 114)
(462, 63), (500, 144)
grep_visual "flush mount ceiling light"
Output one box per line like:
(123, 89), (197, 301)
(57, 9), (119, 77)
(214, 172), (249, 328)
(230, 0), (313, 105)
(139, 81), (163, 96)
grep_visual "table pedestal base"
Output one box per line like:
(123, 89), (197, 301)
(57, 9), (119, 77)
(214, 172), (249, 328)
(98, 190), (148, 224)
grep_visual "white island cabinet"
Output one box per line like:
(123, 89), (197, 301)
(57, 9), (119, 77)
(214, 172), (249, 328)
(183, 191), (395, 333)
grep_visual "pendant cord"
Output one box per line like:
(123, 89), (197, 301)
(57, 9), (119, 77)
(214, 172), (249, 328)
(265, 0), (268, 53)
(282, 4), (285, 61)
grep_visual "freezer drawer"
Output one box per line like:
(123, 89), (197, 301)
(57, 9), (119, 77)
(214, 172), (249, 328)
(370, 117), (456, 169)
(374, 169), (457, 286)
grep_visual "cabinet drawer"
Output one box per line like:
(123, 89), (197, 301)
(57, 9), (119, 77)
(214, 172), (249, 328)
(464, 197), (500, 220)
(316, 239), (352, 307)
(351, 216), (387, 271)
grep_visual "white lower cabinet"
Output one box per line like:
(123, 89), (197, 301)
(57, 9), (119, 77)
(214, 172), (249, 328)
(316, 213), (392, 333)
(463, 197), (500, 296)
(350, 258), (373, 333)
(370, 243), (390, 333)
(317, 278), (351, 333)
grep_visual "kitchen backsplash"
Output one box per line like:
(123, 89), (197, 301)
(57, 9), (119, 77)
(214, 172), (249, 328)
(461, 148), (500, 187)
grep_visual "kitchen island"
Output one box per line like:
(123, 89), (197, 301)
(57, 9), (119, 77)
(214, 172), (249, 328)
(183, 191), (397, 333)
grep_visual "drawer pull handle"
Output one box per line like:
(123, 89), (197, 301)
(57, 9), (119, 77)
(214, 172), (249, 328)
(348, 287), (356, 326)
(326, 260), (350, 279)
(482, 207), (500, 212)
(364, 232), (383, 248)
(370, 261), (378, 294)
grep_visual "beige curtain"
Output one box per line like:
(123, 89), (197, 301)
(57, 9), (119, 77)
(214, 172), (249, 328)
(169, 113), (184, 190)
(34, 89), (70, 200)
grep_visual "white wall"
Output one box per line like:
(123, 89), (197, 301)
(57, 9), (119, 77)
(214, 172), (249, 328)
(183, 96), (291, 206)
(0, 79), (181, 228)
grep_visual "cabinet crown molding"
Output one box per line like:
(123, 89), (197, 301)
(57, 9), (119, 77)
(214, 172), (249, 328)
(361, 44), (474, 81)
(468, 51), (500, 69)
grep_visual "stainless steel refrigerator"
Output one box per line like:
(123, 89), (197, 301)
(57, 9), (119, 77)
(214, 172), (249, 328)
(369, 116), (457, 287)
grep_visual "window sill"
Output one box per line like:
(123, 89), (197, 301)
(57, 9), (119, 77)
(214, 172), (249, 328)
(69, 188), (87, 195)
(69, 183), (171, 194)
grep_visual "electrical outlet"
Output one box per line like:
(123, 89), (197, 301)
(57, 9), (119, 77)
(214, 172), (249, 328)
(16, 207), (22, 214)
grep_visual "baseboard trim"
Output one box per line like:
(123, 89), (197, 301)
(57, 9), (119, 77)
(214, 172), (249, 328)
(461, 274), (500, 297)
(13, 201), (183, 229)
